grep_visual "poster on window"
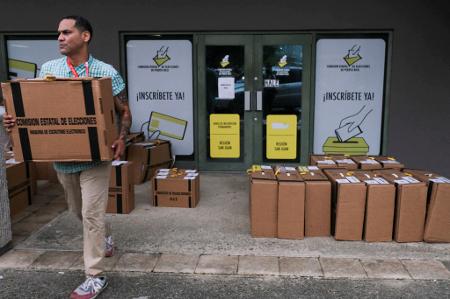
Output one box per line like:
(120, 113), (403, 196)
(6, 39), (60, 79)
(126, 40), (193, 156)
(313, 39), (386, 156)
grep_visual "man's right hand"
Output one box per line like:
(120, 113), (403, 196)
(3, 113), (16, 132)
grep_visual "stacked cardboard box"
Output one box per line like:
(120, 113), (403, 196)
(353, 171), (395, 242)
(249, 166), (278, 238)
(374, 169), (427, 242)
(276, 166), (305, 239)
(310, 155), (357, 169)
(152, 169), (200, 208)
(2, 78), (118, 162)
(351, 156), (383, 170)
(126, 140), (173, 184)
(5, 159), (31, 217)
(298, 166), (331, 237)
(107, 161), (135, 214)
(374, 156), (404, 170)
(403, 169), (450, 243)
(324, 169), (367, 241)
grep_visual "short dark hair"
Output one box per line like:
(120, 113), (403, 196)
(60, 15), (93, 43)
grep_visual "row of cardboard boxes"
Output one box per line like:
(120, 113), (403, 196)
(249, 165), (450, 243)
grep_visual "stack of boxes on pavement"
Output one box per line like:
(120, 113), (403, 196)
(249, 154), (450, 243)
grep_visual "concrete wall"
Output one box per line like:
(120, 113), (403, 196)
(1, 0), (449, 175)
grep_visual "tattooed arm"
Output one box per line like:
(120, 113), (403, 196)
(111, 89), (132, 160)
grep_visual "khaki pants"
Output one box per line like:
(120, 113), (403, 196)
(57, 162), (111, 276)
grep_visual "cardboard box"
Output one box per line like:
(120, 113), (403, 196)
(374, 169), (427, 242)
(2, 78), (118, 162)
(107, 161), (135, 214)
(324, 169), (367, 241)
(403, 169), (450, 243)
(309, 155), (338, 169)
(152, 169), (200, 208)
(276, 168), (305, 239)
(6, 161), (31, 217)
(298, 166), (331, 237)
(351, 156), (383, 170)
(126, 140), (173, 184)
(374, 156), (404, 169)
(249, 166), (278, 238)
(353, 171), (395, 242)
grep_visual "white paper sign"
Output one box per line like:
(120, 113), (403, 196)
(218, 77), (235, 99)
(314, 39), (386, 155)
(126, 40), (193, 155)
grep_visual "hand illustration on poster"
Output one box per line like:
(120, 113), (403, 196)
(335, 105), (373, 142)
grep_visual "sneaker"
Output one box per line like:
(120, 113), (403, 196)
(105, 236), (114, 258)
(70, 276), (108, 299)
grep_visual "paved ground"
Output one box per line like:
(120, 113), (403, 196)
(1, 173), (450, 298)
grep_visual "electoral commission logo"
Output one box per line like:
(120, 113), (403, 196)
(137, 46), (179, 72)
(326, 44), (370, 72)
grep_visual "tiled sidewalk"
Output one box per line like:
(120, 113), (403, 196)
(1, 249), (449, 280)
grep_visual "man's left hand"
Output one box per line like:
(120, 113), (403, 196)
(111, 138), (126, 160)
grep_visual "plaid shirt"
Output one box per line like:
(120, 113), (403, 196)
(40, 55), (125, 173)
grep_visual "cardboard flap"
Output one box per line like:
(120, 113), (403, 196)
(251, 171), (276, 180)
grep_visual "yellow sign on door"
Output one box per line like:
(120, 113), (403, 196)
(210, 114), (240, 158)
(266, 114), (297, 159)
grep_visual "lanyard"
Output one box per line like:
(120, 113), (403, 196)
(67, 58), (89, 77)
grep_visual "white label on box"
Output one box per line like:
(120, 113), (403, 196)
(156, 175), (168, 179)
(429, 178), (445, 183)
(285, 166), (296, 171)
(336, 159), (356, 164)
(374, 177), (389, 184)
(318, 160), (335, 164)
(184, 176), (196, 180)
(261, 165), (272, 170)
(401, 176), (420, 184)
(185, 169), (197, 173)
(394, 179), (410, 185)
(364, 180), (379, 185)
(436, 176), (450, 183)
(346, 176), (361, 183)
(158, 168), (170, 172)
(5, 158), (18, 164)
(336, 178), (350, 184)
(186, 173), (199, 177)
(112, 160), (128, 166)
(361, 159), (379, 164)
(381, 160), (399, 164)
(308, 166), (320, 171)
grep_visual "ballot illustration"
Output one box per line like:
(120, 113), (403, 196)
(147, 111), (188, 140)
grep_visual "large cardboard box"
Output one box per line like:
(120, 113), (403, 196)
(107, 161), (135, 214)
(309, 155), (338, 169)
(324, 169), (367, 241)
(152, 169), (200, 208)
(126, 140), (173, 184)
(403, 169), (450, 243)
(6, 161), (31, 217)
(2, 78), (118, 162)
(249, 166), (278, 238)
(298, 166), (331, 237)
(374, 156), (404, 170)
(351, 156), (383, 170)
(353, 171), (395, 242)
(374, 169), (427, 242)
(276, 167), (305, 239)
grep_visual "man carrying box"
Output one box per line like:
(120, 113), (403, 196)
(3, 16), (131, 299)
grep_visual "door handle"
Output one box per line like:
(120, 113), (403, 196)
(256, 91), (262, 111)
(244, 91), (251, 111)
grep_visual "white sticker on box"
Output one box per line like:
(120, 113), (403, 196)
(308, 166), (320, 171)
(436, 176), (450, 183)
(5, 158), (18, 164)
(112, 160), (128, 166)
(336, 178), (350, 184)
(158, 168), (170, 172)
(285, 167), (296, 171)
(318, 160), (335, 164)
(184, 176), (196, 180)
(381, 160), (399, 164)
(401, 176), (420, 183)
(261, 165), (272, 170)
(374, 177), (389, 184)
(429, 178), (445, 183)
(185, 169), (197, 173)
(156, 175), (168, 179)
(394, 179), (410, 185)
(336, 159), (355, 164)
(361, 159), (379, 164)
(364, 180), (379, 185)
(346, 176), (361, 183)
(186, 173), (199, 177)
